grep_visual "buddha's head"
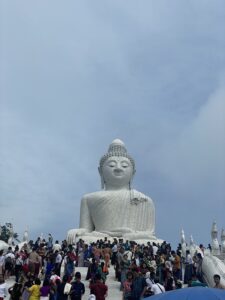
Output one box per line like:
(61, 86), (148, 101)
(99, 139), (136, 190)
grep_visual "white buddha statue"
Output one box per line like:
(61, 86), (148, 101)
(67, 139), (156, 244)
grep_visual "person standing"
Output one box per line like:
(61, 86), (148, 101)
(123, 271), (133, 300)
(171, 251), (181, 280)
(0, 278), (7, 300)
(130, 271), (147, 300)
(14, 252), (24, 283)
(184, 250), (193, 284)
(70, 272), (85, 300)
(64, 249), (76, 280)
(0, 251), (5, 281)
(4, 248), (15, 279)
(8, 283), (23, 300)
(27, 278), (41, 300)
(89, 273), (108, 300)
(54, 251), (62, 277)
(53, 241), (61, 252)
(48, 234), (53, 250)
(111, 243), (118, 266)
(28, 249), (40, 277)
(40, 279), (51, 300)
(57, 275), (69, 300)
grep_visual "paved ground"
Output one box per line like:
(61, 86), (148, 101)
(77, 266), (123, 300)
(4, 265), (123, 300)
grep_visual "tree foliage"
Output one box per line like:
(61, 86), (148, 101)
(0, 223), (20, 243)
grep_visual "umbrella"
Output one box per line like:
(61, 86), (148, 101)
(145, 287), (225, 299)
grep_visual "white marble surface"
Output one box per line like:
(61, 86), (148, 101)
(0, 240), (9, 252)
(202, 252), (225, 287)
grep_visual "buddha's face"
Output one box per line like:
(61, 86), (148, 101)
(102, 156), (133, 189)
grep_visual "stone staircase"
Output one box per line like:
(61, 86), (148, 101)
(5, 266), (122, 300)
(76, 265), (122, 300)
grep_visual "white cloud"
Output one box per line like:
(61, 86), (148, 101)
(0, 1), (225, 246)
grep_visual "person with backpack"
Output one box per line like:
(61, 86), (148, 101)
(4, 248), (15, 279)
(8, 283), (23, 300)
(70, 272), (85, 300)
(14, 252), (24, 283)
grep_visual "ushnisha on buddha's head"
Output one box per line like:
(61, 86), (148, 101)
(98, 139), (136, 190)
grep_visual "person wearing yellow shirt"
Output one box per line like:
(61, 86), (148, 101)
(27, 278), (41, 300)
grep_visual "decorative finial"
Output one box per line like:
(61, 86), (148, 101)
(211, 221), (220, 255)
(111, 139), (125, 146)
(23, 227), (29, 242)
(221, 228), (225, 254)
(221, 228), (225, 239)
(211, 221), (218, 233)
(181, 229), (185, 244)
(181, 229), (186, 258)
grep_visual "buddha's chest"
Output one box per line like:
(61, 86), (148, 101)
(88, 192), (130, 211)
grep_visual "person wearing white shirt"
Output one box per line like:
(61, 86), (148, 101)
(4, 251), (15, 279)
(151, 279), (165, 295)
(152, 243), (158, 256)
(53, 241), (61, 252)
(145, 272), (155, 289)
(111, 244), (118, 265)
(55, 251), (62, 276)
(0, 279), (7, 300)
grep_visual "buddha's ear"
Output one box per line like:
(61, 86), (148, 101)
(129, 168), (136, 189)
(98, 167), (105, 189)
(129, 174), (134, 189)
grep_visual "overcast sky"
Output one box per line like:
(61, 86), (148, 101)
(1, 0), (225, 247)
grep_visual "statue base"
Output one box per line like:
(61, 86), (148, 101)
(74, 235), (164, 246)
(67, 229), (163, 245)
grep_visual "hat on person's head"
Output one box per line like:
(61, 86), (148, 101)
(145, 272), (150, 279)
(88, 295), (96, 300)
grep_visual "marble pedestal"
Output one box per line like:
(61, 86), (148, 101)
(68, 232), (163, 245)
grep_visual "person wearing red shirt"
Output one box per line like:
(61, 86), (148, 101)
(89, 273), (108, 300)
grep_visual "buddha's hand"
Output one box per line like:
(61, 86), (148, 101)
(123, 231), (156, 240)
(67, 228), (87, 244)
(108, 228), (134, 235)
(100, 228), (134, 237)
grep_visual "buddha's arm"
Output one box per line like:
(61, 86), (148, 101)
(79, 196), (94, 232)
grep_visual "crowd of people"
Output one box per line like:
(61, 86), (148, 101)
(0, 235), (224, 300)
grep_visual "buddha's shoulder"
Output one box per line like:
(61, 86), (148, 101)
(81, 191), (109, 200)
(132, 189), (153, 202)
